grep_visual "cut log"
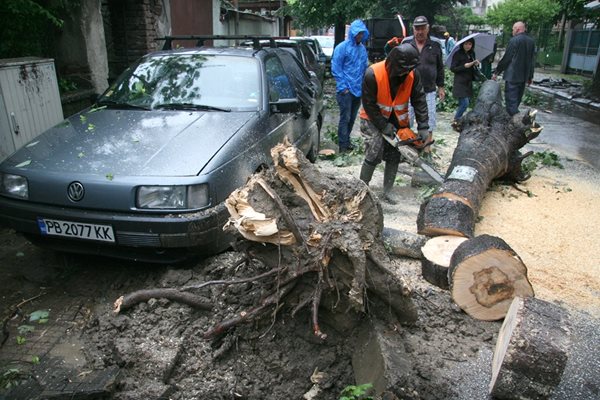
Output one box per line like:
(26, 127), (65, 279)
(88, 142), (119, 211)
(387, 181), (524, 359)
(382, 227), (427, 259)
(490, 296), (571, 399)
(417, 80), (542, 238)
(421, 235), (468, 289)
(448, 235), (534, 320)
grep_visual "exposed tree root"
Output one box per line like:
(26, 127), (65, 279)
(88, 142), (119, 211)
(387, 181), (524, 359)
(113, 289), (212, 313)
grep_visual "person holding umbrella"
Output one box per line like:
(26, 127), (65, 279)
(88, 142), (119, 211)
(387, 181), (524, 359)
(450, 37), (480, 129)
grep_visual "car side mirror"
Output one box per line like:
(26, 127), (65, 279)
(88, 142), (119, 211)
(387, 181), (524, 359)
(318, 54), (327, 64)
(269, 89), (280, 103)
(270, 98), (301, 114)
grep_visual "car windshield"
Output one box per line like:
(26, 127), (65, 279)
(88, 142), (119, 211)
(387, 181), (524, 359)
(314, 36), (334, 49)
(99, 54), (261, 111)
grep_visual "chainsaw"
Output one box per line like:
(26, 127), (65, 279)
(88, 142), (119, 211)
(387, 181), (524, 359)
(382, 127), (445, 184)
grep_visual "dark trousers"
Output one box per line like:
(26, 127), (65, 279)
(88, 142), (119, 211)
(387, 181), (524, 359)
(454, 97), (470, 120)
(505, 81), (526, 116)
(336, 91), (362, 150)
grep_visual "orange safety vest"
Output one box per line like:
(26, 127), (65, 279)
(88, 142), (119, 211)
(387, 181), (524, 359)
(359, 62), (414, 128)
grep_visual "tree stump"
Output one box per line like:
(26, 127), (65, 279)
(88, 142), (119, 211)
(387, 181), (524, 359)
(220, 140), (417, 337)
(417, 80), (542, 238)
(489, 296), (571, 399)
(448, 235), (534, 321)
(420, 235), (468, 290)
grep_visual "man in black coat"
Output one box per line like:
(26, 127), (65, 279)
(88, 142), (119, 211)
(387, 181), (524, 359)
(403, 16), (445, 156)
(493, 21), (536, 116)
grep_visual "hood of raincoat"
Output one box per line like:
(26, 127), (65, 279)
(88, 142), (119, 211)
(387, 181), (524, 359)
(385, 44), (419, 78)
(347, 19), (369, 44)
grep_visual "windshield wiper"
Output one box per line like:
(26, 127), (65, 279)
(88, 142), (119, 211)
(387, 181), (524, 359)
(96, 100), (150, 110)
(153, 103), (231, 112)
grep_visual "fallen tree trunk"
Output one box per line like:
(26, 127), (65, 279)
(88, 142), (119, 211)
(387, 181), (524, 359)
(490, 296), (571, 399)
(417, 80), (542, 238)
(448, 235), (534, 321)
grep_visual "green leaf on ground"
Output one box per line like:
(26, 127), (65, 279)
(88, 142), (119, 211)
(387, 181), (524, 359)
(29, 310), (49, 322)
(17, 325), (35, 335)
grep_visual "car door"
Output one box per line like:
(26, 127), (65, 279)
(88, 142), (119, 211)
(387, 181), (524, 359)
(262, 54), (305, 151)
(275, 51), (320, 154)
(298, 42), (325, 85)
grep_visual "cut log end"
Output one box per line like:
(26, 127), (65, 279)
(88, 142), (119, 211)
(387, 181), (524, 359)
(490, 296), (571, 399)
(449, 235), (534, 321)
(420, 235), (468, 289)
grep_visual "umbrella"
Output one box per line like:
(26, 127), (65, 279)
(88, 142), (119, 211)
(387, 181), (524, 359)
(445, 32), (496, 68)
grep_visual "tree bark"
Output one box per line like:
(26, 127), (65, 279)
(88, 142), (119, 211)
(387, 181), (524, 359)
(490, 296), (571, 399)
(382, 227), (427, 259)
(448, 235), (534, 321)
(417, 80), (542, 238)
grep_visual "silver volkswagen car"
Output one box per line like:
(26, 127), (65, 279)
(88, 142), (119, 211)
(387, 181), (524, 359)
(0, 39), (322, 262)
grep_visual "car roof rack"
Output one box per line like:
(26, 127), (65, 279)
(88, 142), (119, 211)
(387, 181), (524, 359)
(156, 35), (291, 50)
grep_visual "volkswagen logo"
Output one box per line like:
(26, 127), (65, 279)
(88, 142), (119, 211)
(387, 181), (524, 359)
(67, 181), (85, 202)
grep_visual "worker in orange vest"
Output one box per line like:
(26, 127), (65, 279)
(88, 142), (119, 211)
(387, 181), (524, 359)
(359, 43), (430, 204)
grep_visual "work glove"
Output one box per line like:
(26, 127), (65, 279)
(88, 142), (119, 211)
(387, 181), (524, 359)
(387, 37), (401, 47)
(417, 129), (429, 143)
(382, 124), (396, 139)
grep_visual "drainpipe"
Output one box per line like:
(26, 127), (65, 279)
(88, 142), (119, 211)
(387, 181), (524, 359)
(233, 0), (239, 35)
(279, 0), (284, 36)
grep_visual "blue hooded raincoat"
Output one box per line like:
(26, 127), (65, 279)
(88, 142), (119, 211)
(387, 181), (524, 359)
(331, 20), (370, 97)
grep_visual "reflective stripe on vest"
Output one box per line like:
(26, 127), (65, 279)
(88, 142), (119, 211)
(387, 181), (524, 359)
(359, 62), (414, 127)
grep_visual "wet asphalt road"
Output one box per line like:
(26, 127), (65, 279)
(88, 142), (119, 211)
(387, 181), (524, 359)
(526, 97), (600, 170)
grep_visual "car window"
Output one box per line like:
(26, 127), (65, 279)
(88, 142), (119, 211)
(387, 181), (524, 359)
(299, 44), (317, 67)
(100, 54), (261, 110)
(276, 51), (315, 110)
(265, 56), (296, 100)
(314, 36), (334, 49)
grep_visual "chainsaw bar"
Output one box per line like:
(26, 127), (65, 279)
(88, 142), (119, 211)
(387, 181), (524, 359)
(382, 135), (445, 183)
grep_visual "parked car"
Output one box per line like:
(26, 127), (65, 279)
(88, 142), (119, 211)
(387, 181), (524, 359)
(290, 36), (328, 68)
(310, 35), (335, 67)
(0, 37), (323, 262)
(243, 38), (326, 86)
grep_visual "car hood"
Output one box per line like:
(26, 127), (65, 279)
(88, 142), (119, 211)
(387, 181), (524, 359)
(4, 109), (256, 176)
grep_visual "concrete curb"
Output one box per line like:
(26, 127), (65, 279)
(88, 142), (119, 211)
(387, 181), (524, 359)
(529, 84), (600, 112)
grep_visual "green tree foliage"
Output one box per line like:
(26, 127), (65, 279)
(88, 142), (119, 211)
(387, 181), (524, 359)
(0, 0), (77, 58)
(285, 0), (371, 28)
(372, 0), (467, 24)
(286, 0), (465, 28)
(486, 0), (561, 34)
(435, 6), (486, 37)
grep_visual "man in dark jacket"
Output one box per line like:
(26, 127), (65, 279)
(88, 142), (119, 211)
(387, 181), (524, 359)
(493, 21), (536, 116)
(358, 44), (429, 203)
(403, 16), (444, 156)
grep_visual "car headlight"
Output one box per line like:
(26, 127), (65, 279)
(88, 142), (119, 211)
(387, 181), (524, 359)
(0, 173), (29, 199)
(137, 184), (209, 209)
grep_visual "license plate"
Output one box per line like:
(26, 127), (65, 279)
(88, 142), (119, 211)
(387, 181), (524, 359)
(37, 218), (115, 243)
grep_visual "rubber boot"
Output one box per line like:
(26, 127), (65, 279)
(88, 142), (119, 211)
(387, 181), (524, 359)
(383, 161), (399, 204)
(359, 162), (376, 185)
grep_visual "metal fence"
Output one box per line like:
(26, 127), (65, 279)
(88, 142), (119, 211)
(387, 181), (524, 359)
(566, 29), (600, 74)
